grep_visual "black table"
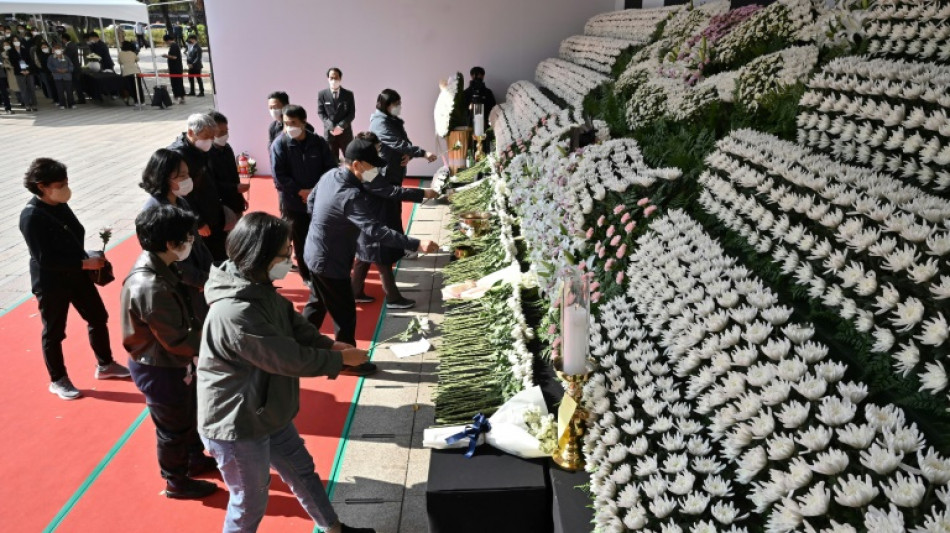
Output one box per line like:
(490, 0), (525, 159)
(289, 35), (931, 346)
(80, 71), (125, 102)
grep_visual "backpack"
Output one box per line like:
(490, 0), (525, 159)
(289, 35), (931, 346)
(151, 85), (173, 109)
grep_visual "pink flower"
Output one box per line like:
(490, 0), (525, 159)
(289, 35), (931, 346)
(551, 349), (559, 359)
(605, 259), (615, 271)
(620, 213), (631, 224)
(598, 247), (605, 258)
(597, 215), (606, 227)
(590, 281), (601, 291)
(616, 271), (624, 284)
(594, 242), (602, 254)
(585, 228), (594, 239)
(553, 298), (560, 309)
(610, 235), (621, 247)
(591, 291), (602, 303)
(616, 244), (627, 258)
(625, 222), (636, 233)
(579, 261), (587, 271)
(606, 226), (616, 238)
(553, 336), (562, 348)
(547, 324), (557, 335)
(637, 197), (650, 206)
(644, 205), (657, 217)
(613, 204), (626, 215)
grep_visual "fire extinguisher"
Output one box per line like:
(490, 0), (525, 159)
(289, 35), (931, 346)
(238, 153), (250, 180)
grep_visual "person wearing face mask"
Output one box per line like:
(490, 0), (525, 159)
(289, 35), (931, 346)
(168, 113), (228, 261)
(184, 34), (203, 97)
(9, 36), (37, 111)
(32, 38), (57, 105)
(270, 104), (335, 285)
(359, 89), (439, 309)
(302, 138), (439, 375)
(85, 32), (115, 72)
(197, 212), (374, 533)
(141, 148), (215, 321)
(317, 67), (355, 161)
(19, 158), (131, 400)
(121, 205), (220, 500)
(207, 111), (248, 231)
(266, 90), (314, 147)
(46, 42), (74, 109)
(162, 34), (185, 104)
(61, 34), (86, 105)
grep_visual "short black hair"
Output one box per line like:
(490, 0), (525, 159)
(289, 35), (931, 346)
(140, 148), (185, 198)
(376, 89), (400, 113)
(226, 212), (291, 281)
(327, 67), (342, 78)
(268, 91), (289, 106)
(282, 104), (306, 122)
(62, 33), (72, 42)
(470, 66), (485, 77)
(356, 131), (379, 144)
(187, 34), (197, 41)
(121, 40), (135, 52)
(163, 34), (173, 42)
(208, 110), (227, 124)
(135, 204), (197, 253)
(85, 32), (99, 40)
(24, 158), (67, 195)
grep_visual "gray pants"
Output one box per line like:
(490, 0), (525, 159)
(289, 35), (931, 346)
(15, 74), (36, 107)
(54, 78), (74, 107)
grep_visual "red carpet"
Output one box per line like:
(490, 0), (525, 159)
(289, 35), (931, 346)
(0, 176), (416, 532)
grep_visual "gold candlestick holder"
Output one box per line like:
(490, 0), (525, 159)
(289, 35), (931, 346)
(552, 359), (589, 472)
(474, 135), (486, 161)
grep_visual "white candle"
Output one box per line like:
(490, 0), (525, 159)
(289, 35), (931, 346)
(474, 115), (485, 137)
(562, 303), (589, 376)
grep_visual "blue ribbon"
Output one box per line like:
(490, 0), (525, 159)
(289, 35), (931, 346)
(445, 413), (491, 458)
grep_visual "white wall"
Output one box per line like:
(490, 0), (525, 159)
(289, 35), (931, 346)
(205, 0), (616, 176)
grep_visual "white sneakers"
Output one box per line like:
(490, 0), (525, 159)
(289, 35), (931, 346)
(49, 377), (81, 400)
(95, 362), (131, 380)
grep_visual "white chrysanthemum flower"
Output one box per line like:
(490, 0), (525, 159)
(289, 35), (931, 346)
(859, 443), (904, 475)
(778, 401), (811, 429)
(918, 448), (950, 485)
(640, 474), (667, 499)
(811, 448), (850, 476)
(762, 338), (792, 360)
(767, 434), (797, 461)
(883, 424), (925, 454)
(669, 471), (696, 496)
(662, 453), (689, 474)
(693, 457), (724, 475)
(635, 455), (658, 477)
(703, 474), (733, 498)
(648, 495), (677, 519)
(622, 504), (649, 529)
(834, 474), (880, 508)
(817, 396), (856, 426)
(864, 504), (905, 532)
(711, 500), (739, 525)
(882, 471), (926, 507)
(797, 426), (833, 452)
(766, 499), (804, 533)
(919, 361), (949, 394)
(917, 313), (949, 347)
(866, 404), (906, 431)
(679, 492), (710, 515)
(797, 481), (831, 517)
(872, 327), (896, 353)
(736, 446), (768, 484)
(761, 380), (792, 406)
(777, 357), (807, 382)
(836, 381), (869, 403)
(891, 297), (926, 332)
(794, 376), (828, 401)
(787, 456), (815, 492)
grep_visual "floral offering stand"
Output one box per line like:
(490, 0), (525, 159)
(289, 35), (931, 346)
(425, 1), (950, 532)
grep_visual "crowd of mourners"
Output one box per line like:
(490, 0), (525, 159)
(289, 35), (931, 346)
(15, 64), (506, 532)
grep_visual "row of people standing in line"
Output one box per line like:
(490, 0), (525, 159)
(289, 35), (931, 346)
(161, 33), (204, 104)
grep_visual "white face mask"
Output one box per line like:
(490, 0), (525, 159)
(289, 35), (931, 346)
(213, 134), (229, 147)
(173, 240), (193, 262)
(390, 105), (402, 117)
(361, 166), (379, 183)
(329, 79), (341, 90)
(54, 49), (63, 56)
(47, 185), (72, 203)
(194, 138), (214, 152)
(285, 126), (303, 139)
(268, 256), (293, 281)
(41, 47), (49, 53)
(2, 45), (10, 51)
(269, 108), (282, 121)
(173, 177), (194, 197)
(12, 41), (20, 46)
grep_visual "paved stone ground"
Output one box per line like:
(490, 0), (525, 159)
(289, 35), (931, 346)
(0, 77), (215, 311)
(333, 201), (451, 533)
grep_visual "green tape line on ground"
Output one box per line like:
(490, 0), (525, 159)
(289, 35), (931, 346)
(44, 407), (149, 532)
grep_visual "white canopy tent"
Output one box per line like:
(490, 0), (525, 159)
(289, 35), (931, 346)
(0, 0), (148, 22)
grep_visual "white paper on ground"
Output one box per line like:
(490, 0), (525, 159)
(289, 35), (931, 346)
(390, 338), (431, 358)
(421, 386), (550, 459)
(475, 263), (522, 289)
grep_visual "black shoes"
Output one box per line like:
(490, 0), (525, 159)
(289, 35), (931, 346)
(354, 293), (375, 303)
(341, 525), (376, 533)
(340, 362), (378, 377)
(187, 454), (219, 477)
(165, 478), (218, 499)
(386, 297), (415, 310)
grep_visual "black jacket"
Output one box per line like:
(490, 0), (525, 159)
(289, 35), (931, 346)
(316, 87), (355, 138)
(19, 197), (89, 294)
(463, 80), (497, 127)
(165, 43), (183, 74)
(64, 41), (81, 69)
(89, 40), (114, 71)
(269, 130), (335, 213)
(168, 132), (225, 232)
(304, 167), (419, 279)
(208, 142), (247, 215)
(185, 43), (202, 69)
(268, 120), (313, 148)
(8, 46), (30, 75)
(121, 251), (201, 368)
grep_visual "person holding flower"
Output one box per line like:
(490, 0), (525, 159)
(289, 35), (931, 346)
(19, 158), (130, 400)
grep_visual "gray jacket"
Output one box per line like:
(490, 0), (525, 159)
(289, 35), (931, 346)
(121, 251), (200, 368)
(369, 109), (426, 186)
(197, 261), (343, 441)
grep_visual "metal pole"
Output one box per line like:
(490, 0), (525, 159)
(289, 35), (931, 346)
(37, 14), (50, 42)
(147, 25), (159, 85)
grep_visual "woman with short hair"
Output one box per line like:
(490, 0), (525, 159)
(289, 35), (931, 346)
(197, 212), (374, 533)
(140, 148), (214, 321)
(121, 204), (218, 500)
(19, 158), (130, 400)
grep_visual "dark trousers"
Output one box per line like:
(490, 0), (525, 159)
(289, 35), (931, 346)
(0, 76), (10, 111)
(202, 229), (228, 264)
(187, 65), (203, 95)
(302, 273), (357, 346)
(39, 72), (56, 102)
(54, 78), (74, 107)
(326, 130), (352, 162)
(70, 70), (86, 103)
(128, 359), (204, 486)
(281, 208), (311, 283)
(169, 74), (185, 98)
(351, 259), (402, 303)
(123, 75), (146, 102)
(35, 275), (114, 382)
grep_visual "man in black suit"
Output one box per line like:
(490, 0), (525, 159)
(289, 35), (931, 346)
(316, 67), (355, 161)
(185, 34), (203, 97)
(85, 32), (115, 71)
